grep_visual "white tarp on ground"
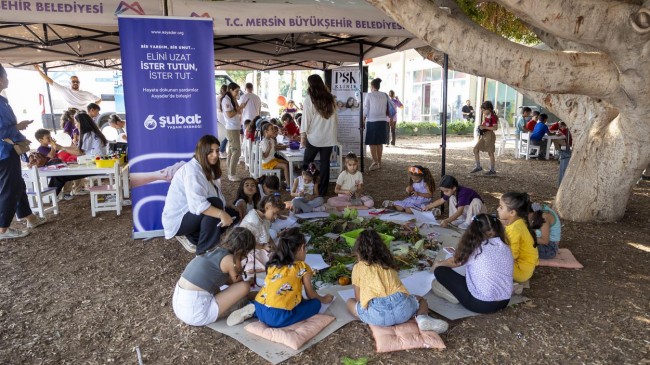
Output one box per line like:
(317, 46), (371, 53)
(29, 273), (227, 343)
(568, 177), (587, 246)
(169, 0), (412, 37)
(0, 0), (164, 25)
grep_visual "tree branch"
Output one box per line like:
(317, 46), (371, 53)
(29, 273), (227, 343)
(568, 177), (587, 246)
(527, 25), (599, 53)
(368, 0), (621, 98)
(493, 0), (644, 53)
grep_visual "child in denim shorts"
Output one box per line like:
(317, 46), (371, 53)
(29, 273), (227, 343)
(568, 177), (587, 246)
(345, 229), (448, 333)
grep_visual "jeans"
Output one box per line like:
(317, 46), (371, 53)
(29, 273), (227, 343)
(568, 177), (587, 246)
(175, 197), (239, 255)
(434, 266), (510, 314)
(302, 140), (333, 197)
(0, 151), (33, 227)
(254, 299), (321, 328)
(356, 292), (418, 326)
(537, 241), (559, 259)
(220, 138), (228, 153)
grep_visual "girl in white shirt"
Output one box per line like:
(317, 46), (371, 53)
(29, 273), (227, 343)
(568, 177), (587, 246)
(291, 163), (325, 213)
(238, 194), (285, 274)
(55, 112), (107, 156)
(222, 82), (248, 181)
(162, 135), (239, 255)
(327, 152), (374, 210)
(363, 78), (391, 171)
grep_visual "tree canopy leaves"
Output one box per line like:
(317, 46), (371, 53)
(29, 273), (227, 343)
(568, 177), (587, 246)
(455, 0), (539, 44)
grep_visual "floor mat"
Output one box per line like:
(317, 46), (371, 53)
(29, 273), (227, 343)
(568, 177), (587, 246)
(206, 285), (357, 364)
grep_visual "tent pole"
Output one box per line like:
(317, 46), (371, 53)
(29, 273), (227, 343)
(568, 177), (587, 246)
(358, 42), (365, 172)
(441, 54), (448, 178)
(42, 62), (56, 133)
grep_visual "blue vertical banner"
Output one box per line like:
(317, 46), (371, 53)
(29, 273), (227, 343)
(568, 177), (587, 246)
(119, 16), (216, 239)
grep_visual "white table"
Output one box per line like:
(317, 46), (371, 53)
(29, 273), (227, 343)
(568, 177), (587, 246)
(542, 135), (565, 160)
(28, 163), (129, 198)
(277, 149), (305, 192)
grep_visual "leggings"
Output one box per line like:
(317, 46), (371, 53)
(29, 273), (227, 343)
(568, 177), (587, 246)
(175, 197), (239, 255)
(292, 197), (324, 213)
(327, 194), (374, 208)
(434, 266), (510, 314)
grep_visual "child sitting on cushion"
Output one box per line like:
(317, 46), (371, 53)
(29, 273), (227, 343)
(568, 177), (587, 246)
(345, 229), (448, 333)
(528, 201), (562, 259)
(432, 214), (513, 313)
(227, 228), (333, 327)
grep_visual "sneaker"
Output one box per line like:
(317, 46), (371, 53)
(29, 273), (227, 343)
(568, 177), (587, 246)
(26, 216), (47, 229)
(74, 188), (90, 195)
(415, 314), (449, 334)
(382, 200), (393, 208)
(0, 228), (29, 239)
(512, 282), (524, 295)
(176, 236), (197, 254)
(228, 175), (241, 182)
(122, 199), (132, 206)
(431, 280), (459, 304)
(63, 193), (74, 201)
(226, 303), (255, 326)
(484, 169), (497, 176)
(469, 166), (483, 173)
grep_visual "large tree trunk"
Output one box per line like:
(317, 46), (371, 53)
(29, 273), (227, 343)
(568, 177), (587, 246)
(368, 0), (650, 222)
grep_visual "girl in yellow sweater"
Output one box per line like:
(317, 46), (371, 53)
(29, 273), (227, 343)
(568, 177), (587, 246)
(497, 192), (539, 283)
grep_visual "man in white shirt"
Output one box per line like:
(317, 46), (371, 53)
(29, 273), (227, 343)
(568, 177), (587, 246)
(34, 65), (101, 110)
(238, 83), (261, 124)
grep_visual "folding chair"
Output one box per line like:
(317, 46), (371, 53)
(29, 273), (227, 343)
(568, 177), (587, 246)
(518, 132), (540, 160)
(257, 143), (282, 179)
(22, 166), (59, 218)
(89, 162), (122, 217)
(497, 118), (518, 157)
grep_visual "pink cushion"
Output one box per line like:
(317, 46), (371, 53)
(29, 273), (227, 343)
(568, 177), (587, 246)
(538, 248), (584, 269)
(244, 314), (334, 350)
(369, 319), (446, 353)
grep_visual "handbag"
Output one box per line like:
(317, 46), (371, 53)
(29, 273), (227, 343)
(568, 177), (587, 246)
(385, 93), (397, 119)
(3, 138), (31, 154)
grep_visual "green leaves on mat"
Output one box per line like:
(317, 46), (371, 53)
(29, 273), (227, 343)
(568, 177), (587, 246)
(341, 356), (369, 365)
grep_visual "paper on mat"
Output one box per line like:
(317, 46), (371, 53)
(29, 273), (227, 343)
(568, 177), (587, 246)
(295, 212), (331, 219)
(271, 216), (299, 231)
(412, 209), (440, 225)
(402, 270), (436, 296)
(338, 288), (355, 302)
(306, 254), (330, 271)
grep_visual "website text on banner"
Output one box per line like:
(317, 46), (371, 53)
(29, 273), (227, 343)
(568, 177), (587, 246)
(119, 16), (216, 239)
(0, 0), (164, 25)
(332, 67), (361, 156)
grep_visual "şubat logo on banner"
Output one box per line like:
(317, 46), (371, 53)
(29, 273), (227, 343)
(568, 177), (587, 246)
(144, 114), (203, 131)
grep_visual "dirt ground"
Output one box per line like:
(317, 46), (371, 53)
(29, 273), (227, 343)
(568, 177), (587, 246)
(1, 136), (648, 365)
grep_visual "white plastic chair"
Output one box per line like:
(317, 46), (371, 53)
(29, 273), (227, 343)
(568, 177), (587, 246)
(243, 138), (252, 168)
(22, 166), (59, 218)
(250, 140), (259, 178)
(518, 132), (540, 160)
(497, 118), (518, 157)
(257, 143), (282, 179)
(89, 162), (122, 217)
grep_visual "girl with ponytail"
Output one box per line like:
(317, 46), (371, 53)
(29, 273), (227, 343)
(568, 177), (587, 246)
(229, 228), (333, 328)
(497, 192), (539, 283)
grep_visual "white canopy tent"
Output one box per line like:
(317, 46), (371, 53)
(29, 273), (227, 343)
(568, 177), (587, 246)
(0, 0), (424, 70)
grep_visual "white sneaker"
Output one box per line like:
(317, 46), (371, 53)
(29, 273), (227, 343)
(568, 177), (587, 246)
(415, 314), (449, 334)
(382, 200), (393, 208)
(26, 216), (47, 229)
(175, 236), (197, 253)
(228, 175), (241, 182)
(226, 303), (255, 326)
(431, 280), (459, 304)
(0, 228), (29, 239)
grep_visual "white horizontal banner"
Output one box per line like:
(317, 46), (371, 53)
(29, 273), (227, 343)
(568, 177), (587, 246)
(0, 0), (164, 25)
(169, 0), (412, 37)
